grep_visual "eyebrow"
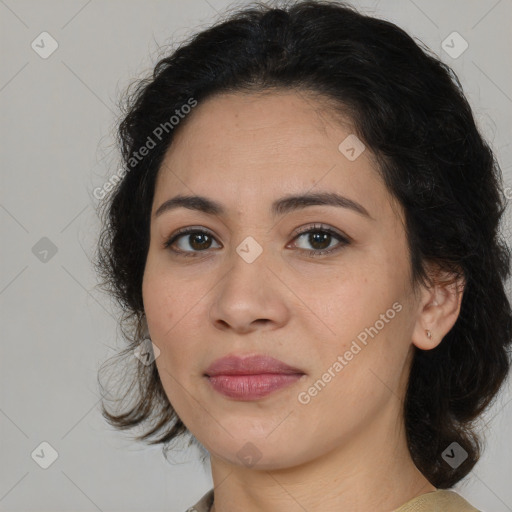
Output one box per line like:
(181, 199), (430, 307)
(154, 192), (373, 220)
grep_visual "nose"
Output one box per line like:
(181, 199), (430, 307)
(208, 246), (290, 334)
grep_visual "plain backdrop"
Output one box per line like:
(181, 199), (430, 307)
(1, 0), (511, 511)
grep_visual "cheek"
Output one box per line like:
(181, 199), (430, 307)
(143, 269), (197, 408)
(310, 254), (410, 369)
(142, 250), (197, 328)
(142, 267), (173, 335)
(309, 266), (382, 336)
(142, 259), (208, 373)
(141, 256), (191, 362)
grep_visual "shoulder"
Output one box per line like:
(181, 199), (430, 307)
(394, 489), (480, 511)
(183, 488), (480, 512)
(184, 489), (214, 512)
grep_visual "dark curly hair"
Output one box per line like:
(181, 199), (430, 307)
(94, 0), (512, 489)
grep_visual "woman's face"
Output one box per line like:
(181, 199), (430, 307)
(142, 90), (423, 469)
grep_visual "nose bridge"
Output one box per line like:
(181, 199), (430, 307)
(221, 232), (268, 295)
(208, 232), (288, 331)
(235, 233), (266, 266)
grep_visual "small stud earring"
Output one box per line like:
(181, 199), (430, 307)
(426, 329), (432, 340)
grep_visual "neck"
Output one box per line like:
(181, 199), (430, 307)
(208, 404), (435, 512)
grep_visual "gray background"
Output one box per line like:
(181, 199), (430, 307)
(1, 0), (511, 510)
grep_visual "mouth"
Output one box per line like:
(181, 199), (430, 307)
(206, 374), (304, 400)
(204, 354), (306, 401)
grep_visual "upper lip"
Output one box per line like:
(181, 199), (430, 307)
(205, 354), (305, 376)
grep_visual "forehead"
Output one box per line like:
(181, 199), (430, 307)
(153, 90), (400, 223)
(161, 90), (354, 169)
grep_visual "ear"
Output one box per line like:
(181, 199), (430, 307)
(411, 266), (465, 350)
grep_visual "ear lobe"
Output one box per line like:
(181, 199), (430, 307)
(411, 271), (465, 351)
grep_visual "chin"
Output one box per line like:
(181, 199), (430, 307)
(202, 432), (313, 471)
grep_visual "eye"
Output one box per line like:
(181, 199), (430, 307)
(163, 223), (350, 258)
(288, 223), (350, 257)
(163, 227), (220, 257)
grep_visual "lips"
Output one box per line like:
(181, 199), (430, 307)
(204, 354), (305, 401)
(204, 354), (304, 377)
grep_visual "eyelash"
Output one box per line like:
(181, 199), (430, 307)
(163, 223), (351, 258)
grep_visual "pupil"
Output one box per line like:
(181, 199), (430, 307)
(190, 233), (210, 250)
(310, 232), (330, 250)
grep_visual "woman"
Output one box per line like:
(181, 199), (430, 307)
(95, 1), (512, 510)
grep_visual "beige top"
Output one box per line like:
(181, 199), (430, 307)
(184, 489), (480, 512)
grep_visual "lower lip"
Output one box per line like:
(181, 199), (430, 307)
(206, 373), (304, 400)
